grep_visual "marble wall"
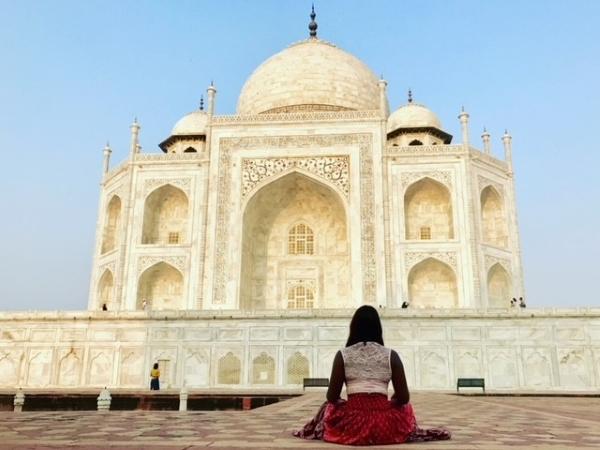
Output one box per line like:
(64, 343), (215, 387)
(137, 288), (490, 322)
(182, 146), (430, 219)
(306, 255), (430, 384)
(1, 309), (599, 391)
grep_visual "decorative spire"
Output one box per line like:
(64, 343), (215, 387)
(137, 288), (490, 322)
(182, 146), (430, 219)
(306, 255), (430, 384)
(408, 89), (413, 103)
(308, 4), (318, 38)
(199, 95), (204, 111)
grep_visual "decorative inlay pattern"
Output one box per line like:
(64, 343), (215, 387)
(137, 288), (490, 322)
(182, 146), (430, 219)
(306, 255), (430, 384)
(404, 251), (457, 272)
(143, 177), (192, 195)
(135, 153), (203, 161)
(241, 156), (349, 200)
(485, 255), (511, 273)
(212, 110), (380, 125)
(478, 175), (504, 196)
(399, 171), (453, 191)
(213, 134), (376, 305)
(385, 144), (464, 155)
(98, 261), (116, 276)
(137, 256), (187, 276)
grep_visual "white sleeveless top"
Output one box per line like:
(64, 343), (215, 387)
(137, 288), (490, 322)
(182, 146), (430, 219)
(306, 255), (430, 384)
(341, 342), (392, 395)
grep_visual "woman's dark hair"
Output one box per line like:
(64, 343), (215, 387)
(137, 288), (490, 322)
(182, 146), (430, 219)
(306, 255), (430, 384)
(346, 305), (384, 347)
(153, 363), (159, 369)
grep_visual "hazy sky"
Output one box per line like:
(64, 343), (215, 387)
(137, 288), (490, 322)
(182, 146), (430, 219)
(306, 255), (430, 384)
(1, 0), (599, 310)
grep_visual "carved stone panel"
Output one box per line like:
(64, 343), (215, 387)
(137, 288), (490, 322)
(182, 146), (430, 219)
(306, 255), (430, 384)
(405, 252), (457, 272)
(137, 256), (187, 276)
(143, 177), (192, 196)
(399, 171), (453, 191)
(487, 347), (518, 388)
(241, 156), (349, 200)
(214, 134), (376, 305)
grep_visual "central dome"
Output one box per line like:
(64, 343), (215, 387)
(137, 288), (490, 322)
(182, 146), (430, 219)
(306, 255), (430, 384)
(237, 39), (382, 115)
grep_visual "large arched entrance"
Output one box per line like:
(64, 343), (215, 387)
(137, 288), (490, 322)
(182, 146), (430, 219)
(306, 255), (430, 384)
(408, 258), (458, 308)
(240, 172), (350, 310)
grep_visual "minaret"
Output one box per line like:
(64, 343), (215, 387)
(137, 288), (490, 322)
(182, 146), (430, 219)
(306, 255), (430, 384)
(458, 106), (470, 147)
(481, 127), (491, 154)
(102, 142), (112, 174)
(129, 118), (140, 157)
(378, 76), (388, 118)
(308, 4), (318, 39)
(502, 129), (513, 168)
(207, 82), (217, 116)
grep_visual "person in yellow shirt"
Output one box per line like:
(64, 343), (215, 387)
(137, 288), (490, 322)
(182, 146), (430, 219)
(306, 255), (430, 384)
(150, 363), (160, 390)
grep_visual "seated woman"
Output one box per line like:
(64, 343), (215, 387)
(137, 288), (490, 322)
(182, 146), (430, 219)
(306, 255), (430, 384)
(294, 305), (450, 445)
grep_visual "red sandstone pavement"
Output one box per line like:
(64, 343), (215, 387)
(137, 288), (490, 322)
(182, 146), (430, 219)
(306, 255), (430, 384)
(1, 392), (599, 449)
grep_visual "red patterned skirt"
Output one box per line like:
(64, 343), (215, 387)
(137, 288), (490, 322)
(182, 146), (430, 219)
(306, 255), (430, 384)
(293, 393), (450, 446)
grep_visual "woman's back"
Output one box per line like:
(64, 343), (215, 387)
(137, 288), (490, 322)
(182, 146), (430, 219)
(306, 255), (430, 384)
(341, 342), (391, 395)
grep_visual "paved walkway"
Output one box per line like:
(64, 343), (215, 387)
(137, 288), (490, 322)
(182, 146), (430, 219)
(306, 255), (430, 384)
(1, 392), (599, 449)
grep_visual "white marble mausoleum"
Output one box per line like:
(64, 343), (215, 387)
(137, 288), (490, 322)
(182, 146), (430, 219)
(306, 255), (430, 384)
(2, 12), (600, 391)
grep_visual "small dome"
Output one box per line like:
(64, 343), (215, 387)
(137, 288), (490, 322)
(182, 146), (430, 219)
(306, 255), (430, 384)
(387, 102), (443, 134)
(237, 39), (383, 115)
(171, 110), (208, 136)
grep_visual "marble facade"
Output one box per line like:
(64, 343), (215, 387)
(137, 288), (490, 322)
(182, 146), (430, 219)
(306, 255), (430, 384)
(2, 19), (582, 392)
(2, 310), (600, 390)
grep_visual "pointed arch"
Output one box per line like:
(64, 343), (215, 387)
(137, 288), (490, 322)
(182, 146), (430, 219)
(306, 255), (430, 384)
(183, 147), (197, 153)
(137, 262), (184, 310)
(97, 269), (114, 310)
(252, 352), (275, 384)
(404, 177), (454, 240)
(217, 352), (241, 385)
(408, 258), (457, 308)
(286, 352), (309, 384)
(409, 139), (423, 146)
(240, 171), (350, 310)
(58, 350), (81, 386)
(487, 263), (511, 308)
(142, 184), (189, 245)
(481, 185), (508, 247)
(101, 195), (121, 253)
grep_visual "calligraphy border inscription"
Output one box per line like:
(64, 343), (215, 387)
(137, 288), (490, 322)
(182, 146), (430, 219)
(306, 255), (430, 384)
(213, 134), (375, 304)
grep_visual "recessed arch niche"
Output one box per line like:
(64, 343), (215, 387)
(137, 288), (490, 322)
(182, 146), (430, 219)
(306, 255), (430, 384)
(487, 263), (511, 308)
(101, 195), (121, 253)
(480, 186), (508, 247)
(240, 171), (350, 310)
(97, 269), (114, 310)
(137, 262), (184, 310)
(141, 184), (189, 245)
(408, 258), (458, 308)
(404, 178), (454, 240)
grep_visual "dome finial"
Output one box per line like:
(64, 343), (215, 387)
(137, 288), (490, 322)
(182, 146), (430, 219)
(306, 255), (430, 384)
(308, 4), (318, 38)
(199, 95), (204, 111)
(408, 88), (413, 103)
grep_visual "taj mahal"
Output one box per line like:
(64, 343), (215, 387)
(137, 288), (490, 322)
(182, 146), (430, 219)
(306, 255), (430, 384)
(1, 11), (599, 392)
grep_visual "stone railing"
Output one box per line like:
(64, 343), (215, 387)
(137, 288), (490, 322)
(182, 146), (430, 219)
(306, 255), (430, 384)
(134, 153), (204, 162)
(385, 144), (465, 156)
(212, 109), (382, 125)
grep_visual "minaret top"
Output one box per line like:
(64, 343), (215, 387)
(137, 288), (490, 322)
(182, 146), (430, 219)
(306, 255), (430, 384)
(308, 4), (318, 39)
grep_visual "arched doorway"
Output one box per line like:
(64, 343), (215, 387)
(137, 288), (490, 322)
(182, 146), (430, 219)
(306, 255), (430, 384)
(142, 185), (189, 245)
(240, 172), (350, 310)
(481, 186), (508, 247)
(101, 195), (121, 253)
(404, 178), (454, 240)
(408, 258), (458, 308)
(97, 269), (114, 310)
(487, 263), (511, 308)
(137, 262), (184, 310)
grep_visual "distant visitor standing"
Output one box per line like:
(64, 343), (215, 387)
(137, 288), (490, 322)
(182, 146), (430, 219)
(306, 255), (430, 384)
(150, 363), (160, 390)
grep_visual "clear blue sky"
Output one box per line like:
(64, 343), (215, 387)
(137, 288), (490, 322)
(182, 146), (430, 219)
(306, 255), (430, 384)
(1, 0), (599, 310)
